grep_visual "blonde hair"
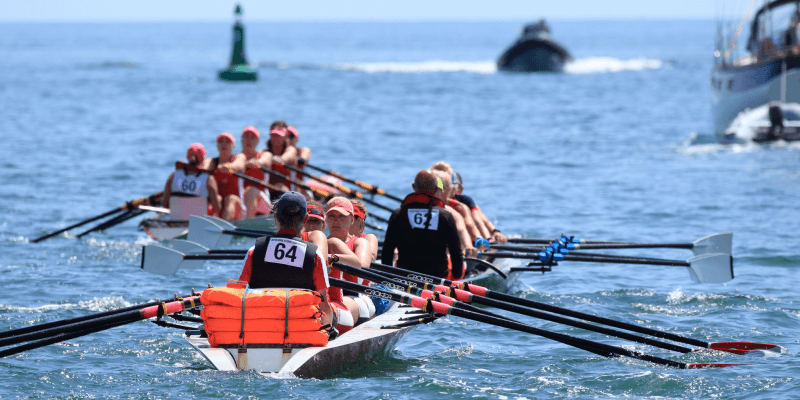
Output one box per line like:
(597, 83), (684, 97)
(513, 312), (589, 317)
(431, 161), (453, 174)
(349, 199), (368, 219)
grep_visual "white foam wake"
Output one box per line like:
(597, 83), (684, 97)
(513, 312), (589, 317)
(564, 57), (664, 74)
(334, 60), (497, 74)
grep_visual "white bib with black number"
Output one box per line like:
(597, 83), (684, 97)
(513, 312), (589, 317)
(264, 237), (308, 268)
(408, 209), (439, 230)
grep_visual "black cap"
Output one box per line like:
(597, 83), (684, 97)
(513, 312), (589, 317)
(275, 191), (307, 216)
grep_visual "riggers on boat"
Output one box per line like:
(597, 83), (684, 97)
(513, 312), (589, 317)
(184, 257), (522, 378)
(139, 215), (276, 241)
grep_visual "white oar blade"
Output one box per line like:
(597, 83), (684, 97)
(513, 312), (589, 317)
(188, 215), (230, 249)
(692, 233), (732, 256)
(201, 215), (238, 230)
(141, 245), (185, 275)
(170, 240), (208, 270)
(687, 253), (734, 284)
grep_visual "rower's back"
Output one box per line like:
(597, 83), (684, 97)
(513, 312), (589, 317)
(247, 233), (319, 290)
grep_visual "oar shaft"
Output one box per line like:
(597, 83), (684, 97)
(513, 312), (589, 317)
(0, 319), (132, 358)
(351, 263), (692, 354)
(507, 237), (693, 249)
(31, 192), (163, 243)
(233, 172), (285, 193)
(303, 163), (403, 202)
(329, 278), (688, 369)
(368, 261), (710, 348)
(184, 254), (245, 261)
(76, 209), (148, 238)
(280, 163), (396, 213)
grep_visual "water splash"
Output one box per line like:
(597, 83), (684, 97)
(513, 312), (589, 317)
(335, 60), (497, 74)
(565, 57), (664, 74)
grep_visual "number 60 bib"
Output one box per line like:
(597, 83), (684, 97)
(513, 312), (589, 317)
(264, 237), (307, 268)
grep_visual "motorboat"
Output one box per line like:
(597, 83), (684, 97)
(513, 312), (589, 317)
(497, 19), (572, 73)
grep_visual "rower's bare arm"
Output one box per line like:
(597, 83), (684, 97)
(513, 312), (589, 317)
(475, 206), (507, 244)
(471, 208), (491, 238)
(207, 176), (222, 212)
(456, 202), (482, 242)
(163, 172), (175, 208)
(308, 231), (328, 258)
(297, 147), (311, 164)
(448, 206), (475, 256)
(328, 237), (362, 268)
(353, 237), (372, 268)
(229, 153), (247, 172)
(365, 233), (379, 262)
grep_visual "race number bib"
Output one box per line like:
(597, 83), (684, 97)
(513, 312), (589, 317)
(175, 176), (202, 195)
(408, 209), (439, 230)
(264, 238), (308, 268)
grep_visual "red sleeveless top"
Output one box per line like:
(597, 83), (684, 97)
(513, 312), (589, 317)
(211, 157), (240, 197)
(243, 150), (265, 190)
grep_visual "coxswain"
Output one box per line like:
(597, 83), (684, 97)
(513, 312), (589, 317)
(236, 192), (334, 328)
(203, 132), (245, 220)
(349, 199), (379, 262)
(325, 197), (375, 328)
(452, 170), (507, 244)
(162, 143), (222, 219)
(381, 169), (465, 280)
(236, 126), (272, 219)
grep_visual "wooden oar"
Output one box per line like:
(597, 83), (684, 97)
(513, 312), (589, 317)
(275, 162), (397, 213)
(31, 192), (163, 243)
(484, 251), (735, 284)
(367, 262), (779, 355)
(0, 296), (201, 358)
(330, 278), (739, 369)
(302, 163), (403, 202)
(258, 169), (391, 223)
(507, 233), (732, 256)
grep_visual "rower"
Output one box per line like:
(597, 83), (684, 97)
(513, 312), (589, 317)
(381, 169), (465, 280)
(430, 169), (478, 259)
(235, 192), (334, 328)
(452, 170), (507, 244)
(162, 143), (222, 219)
(302, 199), (327, 234)
(261, 121), (292, 198)
(349, 199), (379, 262)
(203, 132), (245, 220)
(325, 197), (376, 327)
(285, 125), (311, 197)
(431, 162), (484, 248)
(237, 126), (272, 219)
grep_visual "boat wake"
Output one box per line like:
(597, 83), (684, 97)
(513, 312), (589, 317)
(257, 57), (665, 75)
(675, 132), (800, 155)
(564, 57), (665, 74)
(0, 296), (129, 313)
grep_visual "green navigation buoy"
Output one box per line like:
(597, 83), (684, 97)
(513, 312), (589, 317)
(219, 4), (257, 81)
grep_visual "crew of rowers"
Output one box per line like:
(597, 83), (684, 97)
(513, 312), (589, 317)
(162, 122), (507, 337)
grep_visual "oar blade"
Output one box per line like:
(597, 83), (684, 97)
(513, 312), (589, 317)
(188, 215), (230, 249)
(692, 233), (733, 256)
(141, 245), (184, 275)
(201, 215), (238, 230)
(687, 254), (734, 283)
(170, 240), (208, 270)
(708, 341), (783, 355)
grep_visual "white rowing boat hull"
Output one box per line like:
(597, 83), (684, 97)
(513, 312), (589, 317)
(185, 256), (524, 378)
(139, 215), (277, 241)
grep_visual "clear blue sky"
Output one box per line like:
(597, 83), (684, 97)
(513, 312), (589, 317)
(0, 0), (735, 22)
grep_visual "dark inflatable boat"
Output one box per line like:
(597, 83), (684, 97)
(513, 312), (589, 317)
(497, 19), (572, 73)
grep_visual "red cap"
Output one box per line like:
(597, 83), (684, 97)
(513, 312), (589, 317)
(270, 129), (287, 137)
(287, 126), (299, 138)
(242, 126), (260, 139)
(186, 143), (206, 164)
(307, 205), (325, 222)
(217, 132), (235, 144)
(325, 196), (354, 216)
(352, 204), (365, 219)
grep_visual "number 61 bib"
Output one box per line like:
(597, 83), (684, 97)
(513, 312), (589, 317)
(264, 237), (308, 268)
(408, 209), (439, 230)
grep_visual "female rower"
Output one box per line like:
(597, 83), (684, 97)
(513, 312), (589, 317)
(236, 126), (272, 219)
(302, 199), (327, 234)
(325, 197), (375, 328)
(261, 121), (293, 198)
(348, 199), (379, 262)
(162, 143), (221, 219)
(203, 132), (245, 220)
(285, 125), (311, 197)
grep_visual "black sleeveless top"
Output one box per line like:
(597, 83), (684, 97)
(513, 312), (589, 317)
(249, 234), (319, 290)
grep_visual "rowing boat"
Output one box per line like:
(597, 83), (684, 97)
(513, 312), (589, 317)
(139, 215), (277, 241)
(185, 256), (522, 378)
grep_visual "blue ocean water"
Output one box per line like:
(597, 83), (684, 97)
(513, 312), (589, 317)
(1, 20), (799, 399)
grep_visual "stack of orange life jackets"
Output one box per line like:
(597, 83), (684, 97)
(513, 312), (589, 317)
(200, 284), (329, 347)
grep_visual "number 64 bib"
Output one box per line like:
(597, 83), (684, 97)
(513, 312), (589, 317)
(264, 237), (308, 268)
(408, 209), (439, 230)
